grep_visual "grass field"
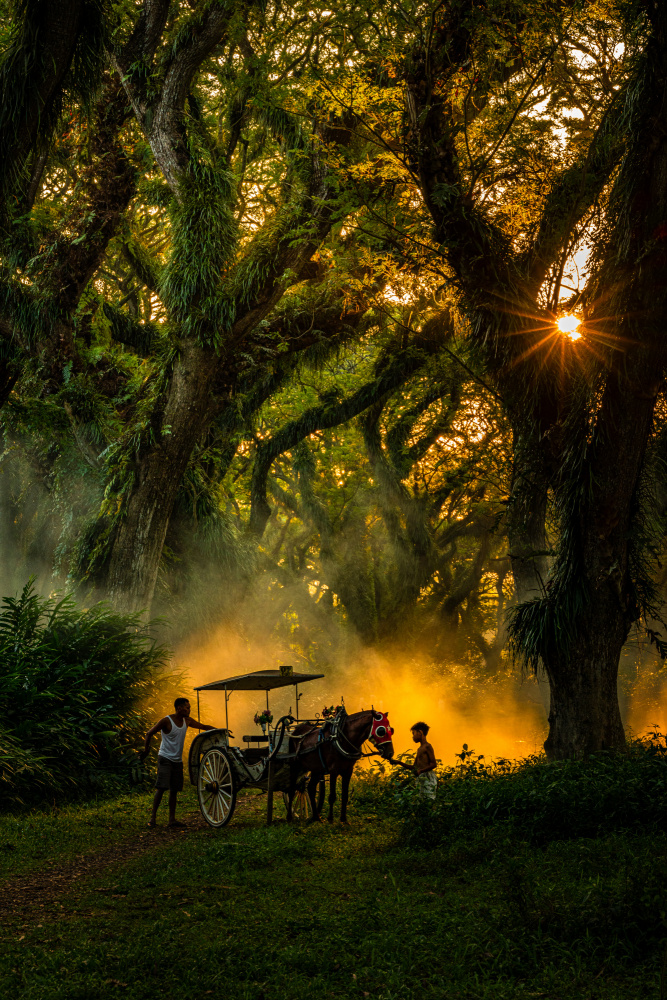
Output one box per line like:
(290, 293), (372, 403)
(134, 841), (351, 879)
(0, 779), (664, 1000)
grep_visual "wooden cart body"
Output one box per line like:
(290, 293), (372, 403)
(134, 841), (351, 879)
(189, 669), (324, 827)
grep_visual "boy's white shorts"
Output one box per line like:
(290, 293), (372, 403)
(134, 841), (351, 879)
(418, 771), (437, 799)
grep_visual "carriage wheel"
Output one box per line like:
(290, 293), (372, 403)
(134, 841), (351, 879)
(283, 779), (325, 821)
(198, 747), (236, 828)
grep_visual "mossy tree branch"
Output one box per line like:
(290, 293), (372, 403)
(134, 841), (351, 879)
(114, 0), (256, 194)
(248, 347), (432, 537)
(103, 303), (160, 357)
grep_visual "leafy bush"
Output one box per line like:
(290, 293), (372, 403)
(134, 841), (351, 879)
(356, 734), (667, 847)
(0, 581), (176, 807)
(0, 726), (52, 806)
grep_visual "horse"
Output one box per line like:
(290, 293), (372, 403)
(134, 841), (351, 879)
(285, 708), (395, 823)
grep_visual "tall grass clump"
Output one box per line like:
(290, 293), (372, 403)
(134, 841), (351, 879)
(356, 735), (667, 847)
(0, 581), (175, 808)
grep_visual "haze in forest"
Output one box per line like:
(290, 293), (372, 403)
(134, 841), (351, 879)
(174, 618), (667, 763)
(176, 626), (545, 762)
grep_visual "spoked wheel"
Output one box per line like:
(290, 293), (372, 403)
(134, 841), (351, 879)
(283, 778), (325, 821)
(198, 747), (236, 828)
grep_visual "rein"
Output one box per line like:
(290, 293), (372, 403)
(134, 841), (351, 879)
(307, 710), (384, 769)
(330, 713), (365, 760)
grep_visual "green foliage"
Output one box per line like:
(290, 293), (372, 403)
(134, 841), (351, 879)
(160, 163), (239, 345)
(0, 276), (59, 349)
(0, 581), (175, 807)
(102, 301), (160, 356)
(0, 726), (50, 806)
(361, 732), (667, 848)
(0, 0), (109, 206)
(118, 226), (166, 293)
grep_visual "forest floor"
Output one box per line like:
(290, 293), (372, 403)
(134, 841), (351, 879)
(0, 784), (661, 1000)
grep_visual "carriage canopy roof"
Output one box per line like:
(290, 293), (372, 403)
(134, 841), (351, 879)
(193, 669), (324, 692)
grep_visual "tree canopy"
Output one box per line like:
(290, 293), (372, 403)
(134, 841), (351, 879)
(2, 0), (667, 758)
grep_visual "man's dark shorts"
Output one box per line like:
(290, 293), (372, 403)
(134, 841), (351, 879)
(155, 756), (184, 792)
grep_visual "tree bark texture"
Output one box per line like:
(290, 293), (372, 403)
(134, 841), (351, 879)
(106, 343), (218, 613)
(545, 377), (657, 756)
(507, 436), (552, 714)
(542, 604), (626, 759)
(507, 448), (550, 605)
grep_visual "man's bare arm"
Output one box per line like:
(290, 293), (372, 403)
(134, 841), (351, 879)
(139, 718), (167, 760)
(185, 716), (215, 732)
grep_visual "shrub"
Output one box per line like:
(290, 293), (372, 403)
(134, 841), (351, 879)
(0, 581), (176, 807)
(357, 735), (667, 847)
(0, 726), (52, 807)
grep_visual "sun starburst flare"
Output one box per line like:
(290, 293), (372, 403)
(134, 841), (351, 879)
(556, 314), (582, 341)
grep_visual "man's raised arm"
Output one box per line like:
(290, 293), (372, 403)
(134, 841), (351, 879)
(186, 716), (215, 732)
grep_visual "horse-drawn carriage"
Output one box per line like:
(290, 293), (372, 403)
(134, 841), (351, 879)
(188, 669), (395, 828)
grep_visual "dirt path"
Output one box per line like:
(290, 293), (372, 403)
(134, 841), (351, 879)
(0, 792), (275, 923)
(0, 810), (205, 922)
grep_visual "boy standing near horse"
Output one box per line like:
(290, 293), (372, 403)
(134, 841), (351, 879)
(411, 721), (437, 799)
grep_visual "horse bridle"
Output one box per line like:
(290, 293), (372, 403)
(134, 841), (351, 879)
(318, 710), (362, 761)
(368, 709), (394, 749)
(315, 708), (393, 763)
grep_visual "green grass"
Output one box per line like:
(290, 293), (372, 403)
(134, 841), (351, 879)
(0, 782), (665, 1000)
(0, 790), (151, 879)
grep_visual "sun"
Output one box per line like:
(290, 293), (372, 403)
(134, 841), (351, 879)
(556, 314), (582, 341)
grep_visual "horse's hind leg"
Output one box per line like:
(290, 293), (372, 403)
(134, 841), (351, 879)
(285, 768), (296, 823)
(307, 773), (321, 821)
(340, 767), (352, 823)
(328, 773), (337, 823)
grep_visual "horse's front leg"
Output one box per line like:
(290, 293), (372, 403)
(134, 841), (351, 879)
(307, 772), (322, 821)
(340, 766), (353, 823)
(328, 772), (337, 823)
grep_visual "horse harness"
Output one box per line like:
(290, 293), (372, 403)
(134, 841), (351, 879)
(294, 707), (393, 772)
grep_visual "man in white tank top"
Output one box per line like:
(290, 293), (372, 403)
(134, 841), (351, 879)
(140, 697), (213, 828)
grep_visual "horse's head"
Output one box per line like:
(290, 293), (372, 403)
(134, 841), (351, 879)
(368, 710), (394, 759)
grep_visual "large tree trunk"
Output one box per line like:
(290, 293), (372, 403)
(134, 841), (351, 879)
(106, 343), (217, 613)
(542, 602), (626, 758)
(540, 379), (657, 758)
(538, 8), (667, 759)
